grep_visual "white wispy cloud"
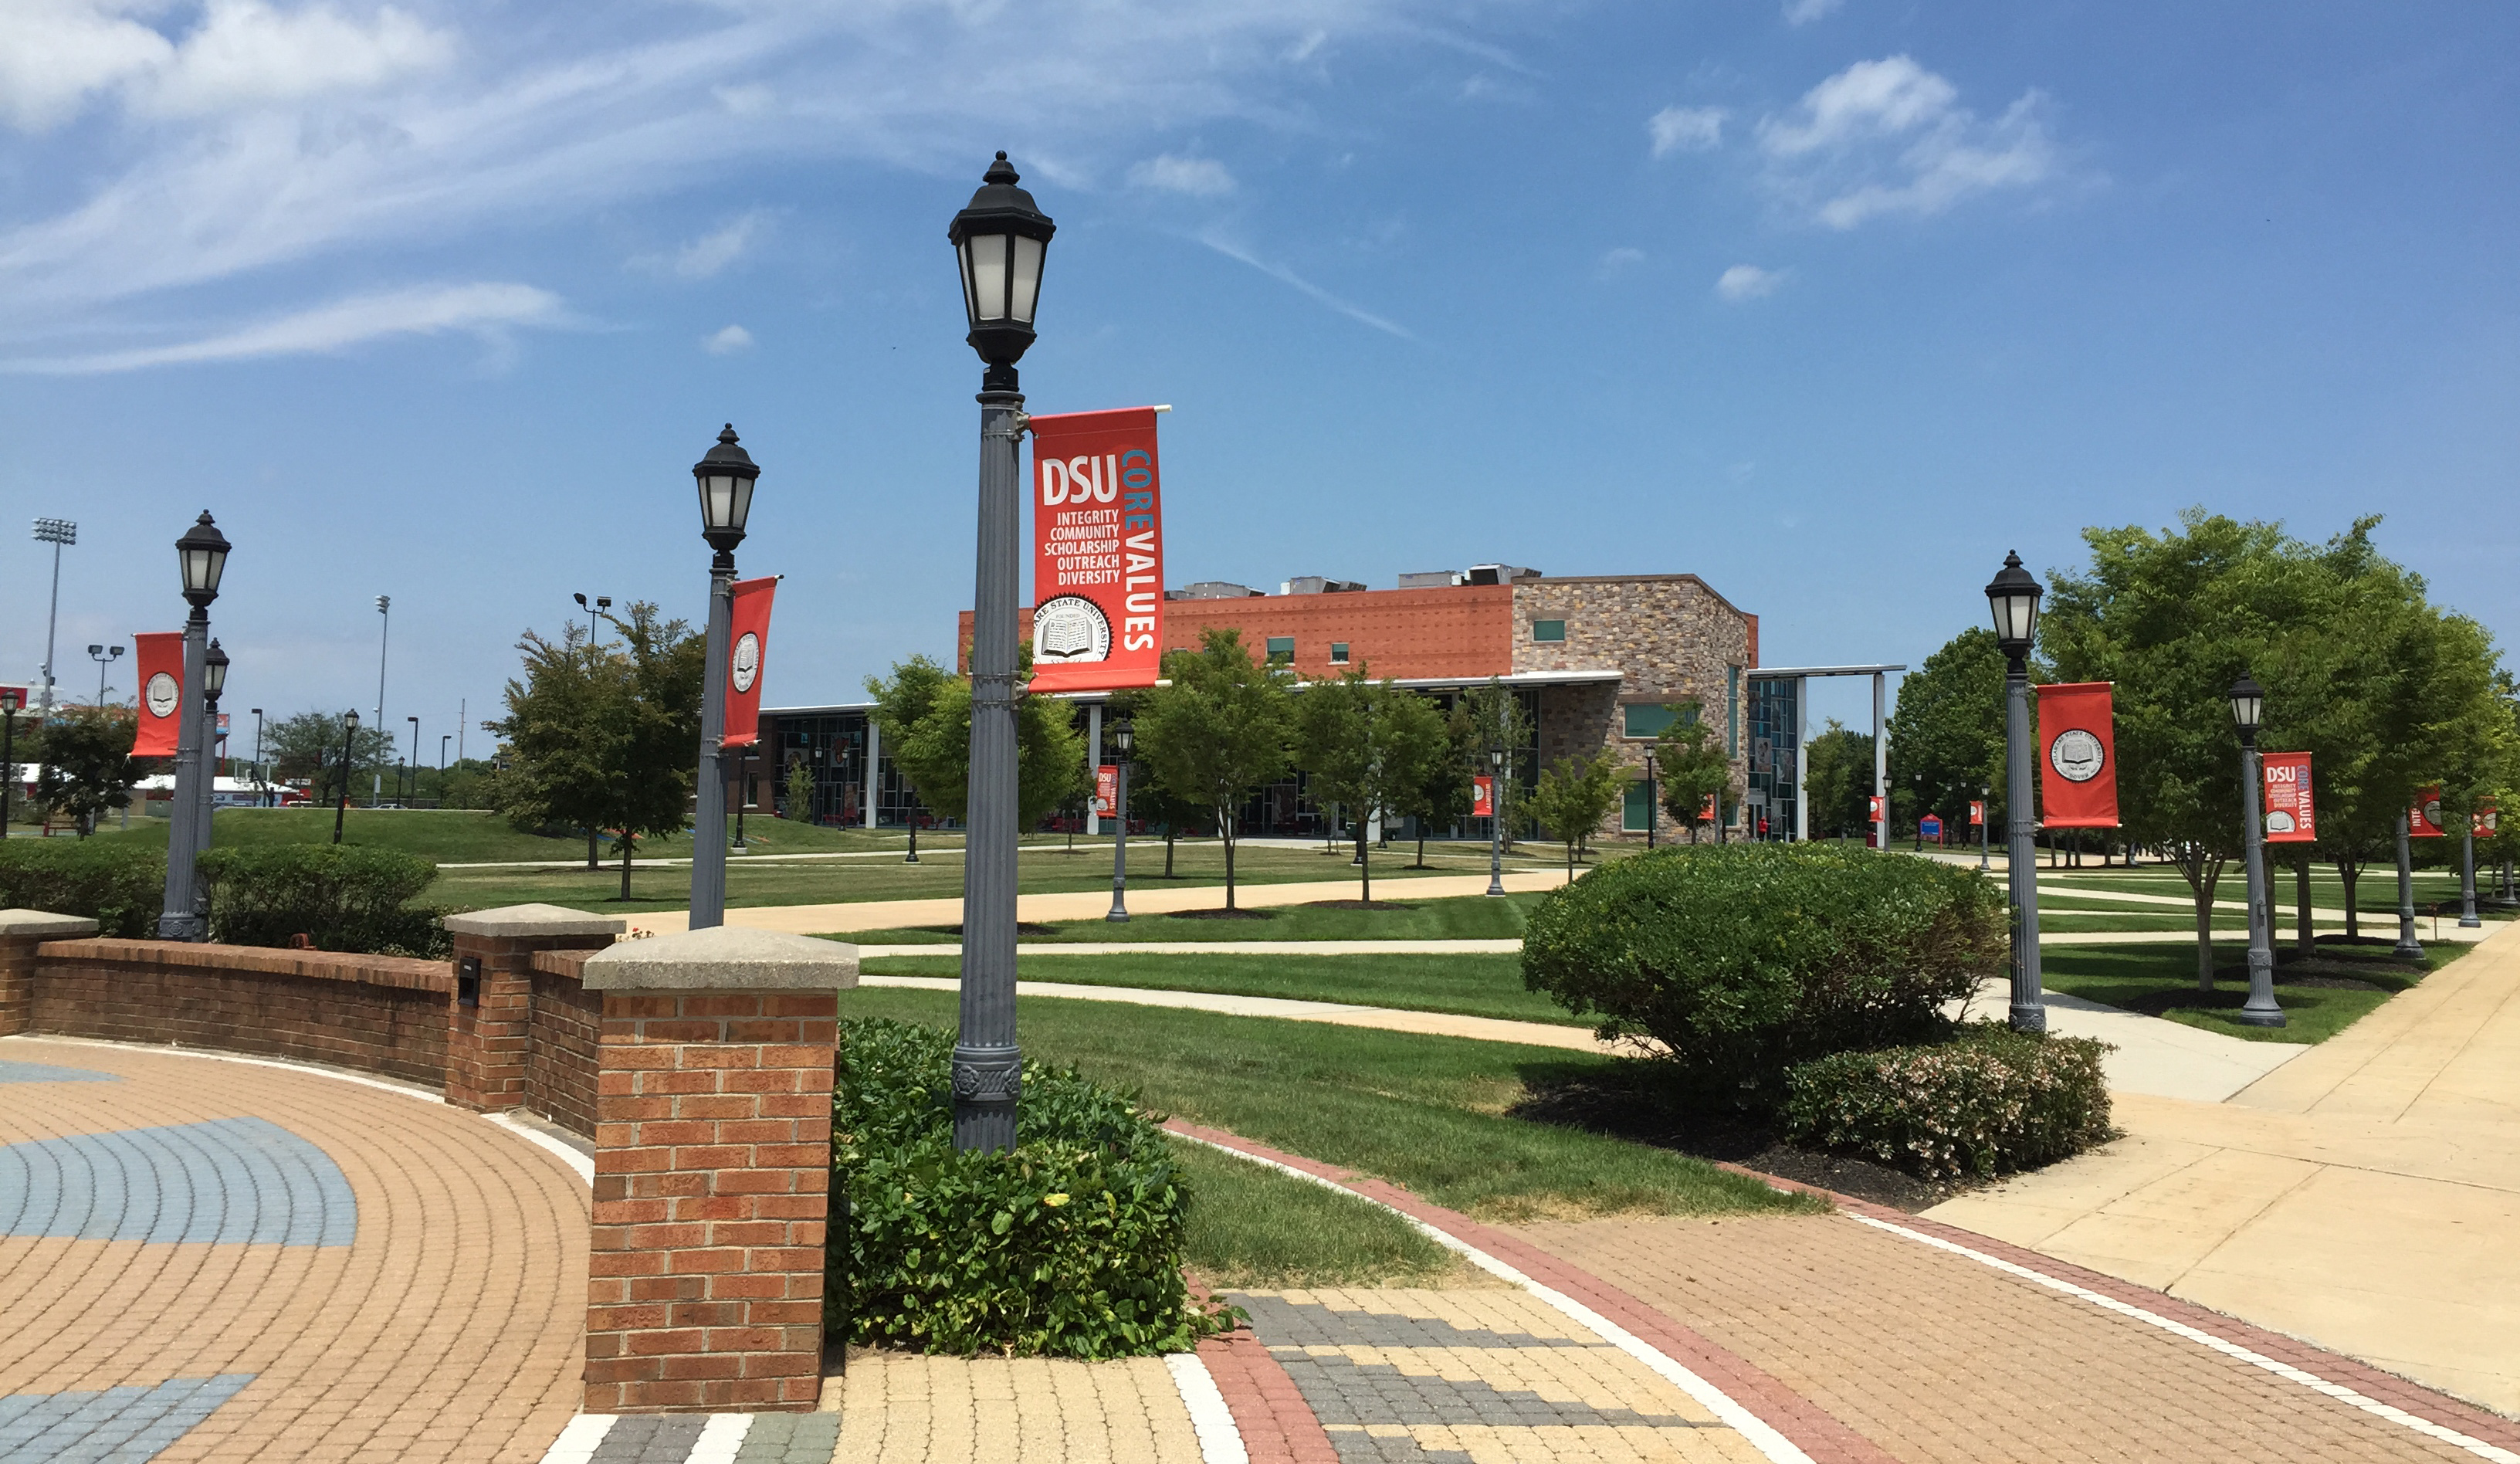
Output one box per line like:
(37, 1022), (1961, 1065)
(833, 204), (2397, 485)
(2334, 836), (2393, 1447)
(2, 281), (566, 374)
(1757, 55), (2057, 228)
(1716, 264), (1784, 300)
(702, 323), (753, 354)
(1648, 105), (1726, 157)
(1597, 246), (1645, 277)
(1196, 232), (1413, 340)
(637, 212), (767, 280)
(1780, 0), (1843, 25)
(1128, 153), (1236, 197)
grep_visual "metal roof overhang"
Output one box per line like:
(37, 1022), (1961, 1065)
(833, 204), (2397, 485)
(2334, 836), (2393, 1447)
(1747, 663), (1907, 679)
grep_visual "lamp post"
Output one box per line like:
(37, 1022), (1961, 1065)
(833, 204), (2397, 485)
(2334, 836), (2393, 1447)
(2461, 805), (2481, 929)
(1107, 719), (1133, 922)
(2393, 805), (2425, 959)
(688, 425), (761, 932)
(252, 709), (267, 805)
(733, 745), (754, 852)
(160, 512), (229, 940)
(1986, 551), (2045, 1032)
(195, 639), (229, 862)
(1485, 746), (1507, 897)
(334, 710), (359, 845)
(947, 150), (1055, 1152)
(1643, 751), (1658, 849)
(1979, 783), (1991, 870)
(89, 643), (122, 704)
(33, 518), (75, 719)
(2228, 674), (2285, 1026)
(370, 595), (391, 808)
(402, 716), (418, 806)
(1, 687), (21, 838)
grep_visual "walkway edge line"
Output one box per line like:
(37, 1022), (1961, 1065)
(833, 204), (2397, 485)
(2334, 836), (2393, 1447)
(1166, 1352), (1251, 1464)
(534, 1413), (614, 1463)
(1164, 1125), (1816, 1464)
(488, 1113), (596, 1184)
(1848, 1214), (2520, 1464)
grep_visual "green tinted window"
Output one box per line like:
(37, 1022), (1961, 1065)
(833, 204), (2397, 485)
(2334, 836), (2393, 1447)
(1623, 703), (1678, 738)
(1265, 635), (1295, 663)
(1329, 642), (1350, 663)
(1532, 619), (1567, 642)
(1624, 781), (1653, 832)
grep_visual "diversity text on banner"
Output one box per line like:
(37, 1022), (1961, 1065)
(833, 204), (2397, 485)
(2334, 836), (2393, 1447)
(2261, 751), (2315, 842)
(1028, 407), (1165, 693)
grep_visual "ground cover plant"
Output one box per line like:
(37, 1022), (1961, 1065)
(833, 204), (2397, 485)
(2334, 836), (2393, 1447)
(1167, 1137), (1464, 1289)
(831, 1018), (1227, 1357)
(858, 951), (1586, 1027)
(845, 892), (1546, 946)
(0, 839), (163, 936)
(832, 986), (1815, 1222)
(2037, 940), (2447, 1044)
(195, 844), (449, 956)
(1783, 1025), (2114, 1182)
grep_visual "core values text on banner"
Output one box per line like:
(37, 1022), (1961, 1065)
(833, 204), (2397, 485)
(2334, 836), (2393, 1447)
(1028, 407), (1165, 693)
(2261, 751), (2315, 842)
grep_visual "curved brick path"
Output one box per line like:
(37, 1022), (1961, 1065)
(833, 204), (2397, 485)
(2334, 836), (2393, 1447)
(0, 1035), (588, 1463)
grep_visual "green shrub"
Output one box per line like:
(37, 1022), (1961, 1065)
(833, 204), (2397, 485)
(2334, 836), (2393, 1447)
(0, 839), (165, 937)
(195, 844), (449, 957)
(1520, 843), (2008, 1095)
(1783, 1024), (2113, 1181)
(832, 1018), (1226, 1357)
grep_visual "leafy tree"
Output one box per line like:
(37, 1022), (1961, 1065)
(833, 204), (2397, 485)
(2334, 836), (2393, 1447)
(1655, 704), (1732, 843)
(1804, 720), (1876, 840)
(1136, 629), (1294, 910)
(266, 710), (395, 803)
(607, 602), (709, 896)
(1292, 669), (1449, 902)
(1455, 680), (1532, 852)
(1396, 700), (1482, 868)
(783, 755), (817, 822)
(865, 649), (1090, 831)
(1886, 629), (2008, 842)
(36, 706), (138, 836)
(1524, 751), (1625, 876)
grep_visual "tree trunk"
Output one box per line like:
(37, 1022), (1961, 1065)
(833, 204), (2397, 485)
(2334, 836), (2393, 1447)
(2181, 851), (2223, 991)
(1414, 832), (1426, 869)
(618, 833), (634, 900)
(2339, 859), (2360, 938)
(2296, 857), (2315, 955)
(588, 828), (599, 871)
(1222, 809), (1238, 911)
(1360, 836), (1370, 903)
(1164, 826), (1177, 879)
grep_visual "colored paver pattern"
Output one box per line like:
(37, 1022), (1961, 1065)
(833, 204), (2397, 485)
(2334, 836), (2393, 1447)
(821, 1352), (1202, 1462)
(0, 1035), (590, 1462)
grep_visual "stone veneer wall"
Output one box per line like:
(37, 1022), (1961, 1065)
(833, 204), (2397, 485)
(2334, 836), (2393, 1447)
(1513, 575), (1755, 842)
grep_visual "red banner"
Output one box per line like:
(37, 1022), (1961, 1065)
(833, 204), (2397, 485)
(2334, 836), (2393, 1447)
(1028, 408), (1165, 693)
(1868, 794), (1886, 825)
(2410, 785), (2446, 839)
(723, 577), (776, 748)
(1969, 800), (1986, 827)
(131, 633), (184, 757)
(2477, 798), (2499, 836)
(1472, 776), (1495, 818)
(1092, 765), (1118, 817)
(2261, 751), (2315, 843)
(2036, 681), (2120, 828)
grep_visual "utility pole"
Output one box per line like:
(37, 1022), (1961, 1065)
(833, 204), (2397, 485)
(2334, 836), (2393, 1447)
(32, 519), (75, 719)
(372, 595), (389, 806)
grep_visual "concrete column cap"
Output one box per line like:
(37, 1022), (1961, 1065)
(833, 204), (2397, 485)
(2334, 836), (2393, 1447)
(581, 926), (860, 991)
(441, 904), (626, 938)
(0, 909), (101, 938)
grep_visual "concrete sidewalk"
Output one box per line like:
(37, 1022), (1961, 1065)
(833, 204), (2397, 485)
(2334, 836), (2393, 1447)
(1928, 917), (2520, 1415)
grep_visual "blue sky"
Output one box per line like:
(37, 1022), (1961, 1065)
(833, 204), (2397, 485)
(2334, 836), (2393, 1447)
(4, 0), (2515, 752)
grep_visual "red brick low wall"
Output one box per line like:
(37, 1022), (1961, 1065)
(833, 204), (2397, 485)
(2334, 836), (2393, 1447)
(529, 951), (602, 1139)
(29, 938), (451, 1088)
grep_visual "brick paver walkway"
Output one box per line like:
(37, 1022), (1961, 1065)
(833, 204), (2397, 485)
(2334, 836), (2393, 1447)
(0, 1035), (589, 1462)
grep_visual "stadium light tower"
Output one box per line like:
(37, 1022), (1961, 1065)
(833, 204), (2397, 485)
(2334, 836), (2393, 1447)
(32, 519), (75, 718)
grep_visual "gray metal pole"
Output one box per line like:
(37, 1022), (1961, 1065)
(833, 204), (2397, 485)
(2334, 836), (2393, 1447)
(2461, 829), (2480, 927)
(953, 376), (1026, 1152)
(158, 611), (209, 940)
(1795, 676), (1810, 842)
(372, 598), (389, 807)
(1107, 757), (1130, 921)
(1486, 767), (1506, 896)
(689, 557), (734, 929)
(2394, 812), (2424, 958)
(2003, 656), (2044, 1031)
(196, 692), (220, 861)
(863, 720), (880, 829)
(1086, 703), (1102, 837)
(1871, 670), (1887, 851)
(41, 538), (65, 720)
(2236, 740), (2284, 1026)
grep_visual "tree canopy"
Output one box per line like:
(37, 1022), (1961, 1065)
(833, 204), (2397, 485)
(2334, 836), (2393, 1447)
(863, 649), (1090, 830)
(1291, 668), (1449, 901)
(1136, 628), (1294, 910)
(36, 706), (138, 836)
(1655, 703), (1732, 842)
(1525, 751), (1625, 875)
(1885, 627), (2008, 836)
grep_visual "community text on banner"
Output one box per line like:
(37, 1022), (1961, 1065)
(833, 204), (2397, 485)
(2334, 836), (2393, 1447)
(2261, 751), (2315, 842)
(1028, 407), (1164, 693)
(2036, 681), (2120, 828)
(723, 577), (776, 749)
(130, 633), (184, 758)
(2410, 785), (2447, 839)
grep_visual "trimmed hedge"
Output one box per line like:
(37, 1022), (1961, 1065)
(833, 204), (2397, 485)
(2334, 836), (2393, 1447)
(1783, 1024), (2113, 1181)
(1521, 843), (2009, 1093)
(831, 1018), (1226, 1357)
(0, 839), (164, 937)
(195, 844), (449, 957)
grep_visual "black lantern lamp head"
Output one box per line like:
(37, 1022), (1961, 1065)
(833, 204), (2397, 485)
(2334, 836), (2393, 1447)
(1489, 746), (1506, 770)
(1113, 717), (1133, 757)
(693, 424), (760, 559)
(1985, 551), (2041, 663)
(203, 639), (229, 701)
(948, 151), (1055, 386)
(0, 687), (19, 714)
(344, 709), (360, 730)
(2229, 673), (2264, 744)
(177, 510), (230, 610)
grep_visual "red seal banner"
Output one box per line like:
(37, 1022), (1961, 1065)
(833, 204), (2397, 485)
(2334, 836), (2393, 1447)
(1969, 800), (1986, 827)
(1472, 776), (1495, 818)
(2261, 751), (2315, 843)
(2035, 681), (2120, 829)
(130, 633), (184, 758)
(722, 577), (776, 749)
(1028, 408), (1165, 693)
(1868, 794), (1887, 825)
(2410, 785), (2447, 839)
(2477, 798), (2499, 836)
(1092, 765), (1118, 817)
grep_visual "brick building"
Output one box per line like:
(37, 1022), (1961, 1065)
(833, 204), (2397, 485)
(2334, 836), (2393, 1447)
(757, 563), (1817, 845)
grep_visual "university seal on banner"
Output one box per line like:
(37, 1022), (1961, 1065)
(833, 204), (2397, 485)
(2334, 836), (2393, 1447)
(1032, 595), (1111, 664)
(2049, 727), (2105, 783)
(145, 673), (179, 720)
(731, 632), (760, 693)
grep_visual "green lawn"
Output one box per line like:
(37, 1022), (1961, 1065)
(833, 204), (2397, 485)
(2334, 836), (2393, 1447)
(2040, 866), (2500, 920)
(859, 951), (1585, 1027)
(2039, 941), (2454, 1043)
(847, 892), (1550, 946)
(100, 806), (916, 863)
(835, 988), (1811, 1222)
(1170, 1137), (1465, 1288)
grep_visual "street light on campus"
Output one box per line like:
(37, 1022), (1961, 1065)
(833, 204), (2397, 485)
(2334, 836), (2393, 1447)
(1485, 746), (1508, 897)
(1643, 751), (1658, 850)
(195, 639), (229, 860)
(334, 710), (359, 845)
(0, 687), (22, 839)
(89, 643), (122, 705)
(1106, 718), (1133, 922)
(688, 425), (761, 932)
(2227, 674), (2285, 1026)
(947, 151), (1055, 1152)
(1986, 551), (2045, 1032)
(160, 512), (229, 940)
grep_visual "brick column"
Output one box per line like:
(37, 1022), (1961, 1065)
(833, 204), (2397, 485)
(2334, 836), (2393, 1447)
(0, 910), (99, 1035)
(439, 904), (624, 1112)
(579, 925), (859, 1413)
